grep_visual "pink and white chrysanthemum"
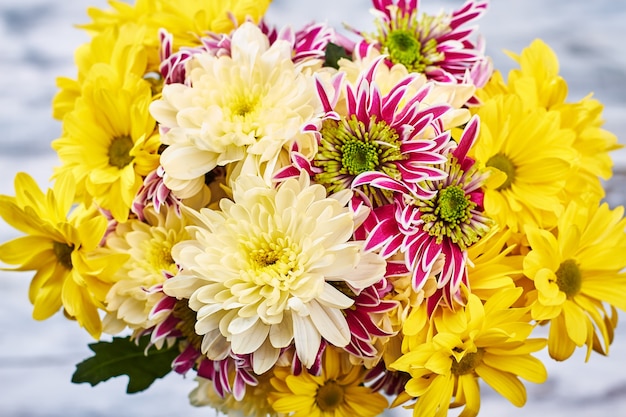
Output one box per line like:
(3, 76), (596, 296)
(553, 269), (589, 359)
(275, 57), (455, 207)
(351, 0), (491, 88)
(362, 116), (493, 312)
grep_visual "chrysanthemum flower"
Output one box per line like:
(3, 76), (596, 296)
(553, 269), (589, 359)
(469, 94), (577, 232)
(523, 200), (626, 360)
(362, 117), (493, 310)
(0, 173), (127, 338)
(351, 0), (490, 86)
(477, 39), (621, 202)
(103, 205), (189, 333)
(53, 23), (151, 120)
(79, 0), (270, 58)
(163, 174), (387, 372)
(269, 347), (389, 417)
(52, 65), (161, 223)
(277, 57), (458, 206)
(391, 288), (547, 417)
(150, 22), (322, 198)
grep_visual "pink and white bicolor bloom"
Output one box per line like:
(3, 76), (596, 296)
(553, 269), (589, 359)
(275, 57), (457, 207)
(361, 116), (493, 312)
(350, 0), (492, 89)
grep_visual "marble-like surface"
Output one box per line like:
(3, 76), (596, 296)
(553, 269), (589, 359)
(1, 1), (625, 416)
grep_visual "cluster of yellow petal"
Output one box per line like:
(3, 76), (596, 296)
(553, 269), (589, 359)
(393, 289), (547, 417)
(0, 173), (128, 338)
(268, 347), (388, 417)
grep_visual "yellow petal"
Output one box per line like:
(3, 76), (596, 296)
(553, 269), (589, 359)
(475, 364), (526, 407)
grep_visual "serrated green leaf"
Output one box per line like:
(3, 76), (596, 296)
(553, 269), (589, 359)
(72, 336), (179, 393)
(324, 42), (351, 69)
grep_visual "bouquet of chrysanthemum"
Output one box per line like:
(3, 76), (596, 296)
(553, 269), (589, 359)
(1, 0), (625, 416)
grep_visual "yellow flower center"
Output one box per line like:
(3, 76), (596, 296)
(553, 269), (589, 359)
(450, 348), (484, 376)
(486, 153), (516, 191)
(316, 380), (345, 412)
(108, 135), (135, 169)
(555, 259), (582, 297)
(53, 241), (74, 270)
(247, 237), (300, 291)
(146, 239), (176, 273)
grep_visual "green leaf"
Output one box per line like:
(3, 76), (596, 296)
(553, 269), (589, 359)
(72, 335), (179, 394)
(324, 42), (351, 69)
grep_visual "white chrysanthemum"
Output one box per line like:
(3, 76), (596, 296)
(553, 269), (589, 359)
(104, 206), (188, 333)
(163, 174), (387, 373)
(150, 22), (322, 198)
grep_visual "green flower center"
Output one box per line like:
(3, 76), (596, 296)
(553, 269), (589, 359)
(53, 241), (74, 270)
(341, 140), (380, 176)
(173, 299), (204, 352)
(146, 240), (176, 274)
(316, 380), (345, 412)
(486, 153), (516, 191)
(437, 186), (470, 224)
(384, 29), (441, 72)
(555, 259), (582, 297)
(420, 184), (481, 249)
(314, 116), (404, 205)
(108, 136), (135, 169)
(451, 348), (484, 376)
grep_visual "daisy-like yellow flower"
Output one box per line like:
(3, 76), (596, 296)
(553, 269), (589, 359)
(469, 94), (577, 232)
(163, 174), (386, 373)
(0, 173), (127, 338)
(103, 205), (189, 333)
(523, 200), (626, 361)
(392, 288), (547, 417)
(52, 64), (160, 222)
(80, 0), (270, 53)
(149, 22), (321, 198)
(268, 347), (389, 417)
(53, 23), (151, 120)
(478, 39), (621, 202)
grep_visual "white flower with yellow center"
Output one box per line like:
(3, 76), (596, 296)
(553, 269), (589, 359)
(163, 174), (387, 373)
(150, 22), (322, 198)
(104, 205), (189, 333)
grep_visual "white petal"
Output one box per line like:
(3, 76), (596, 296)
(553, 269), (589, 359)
(292, 311), (321, 368)
(269, 315), (294, 348)
(201, 329), (230, 360)
(308, 299), (350, 347)
(252, 339), (281, 374)
(230, 323), (270, 355)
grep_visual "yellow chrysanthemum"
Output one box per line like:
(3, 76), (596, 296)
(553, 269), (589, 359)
(523, 200), (626, 361)
(103, 205), (189, 333)
(477, 39), (621, 202)
(0, 173), (127, 338)
(163, 174), (386, 373)
(150, 22), (321, 197)
(52, 64), (160, 222)
(469, 94), (577, 232)
(392, 288), (547, 417)
(52, 23), (151, 120)
(79, 0), (270, 63)
(268, 347), (388, 417)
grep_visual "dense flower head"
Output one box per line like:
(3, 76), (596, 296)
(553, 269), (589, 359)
(0, 173), (127, 338)
(523, 200), (626, 360)
(162, 174), (387, 373)
(150, 22), (323, 198)
(392, 288), (547, 417)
